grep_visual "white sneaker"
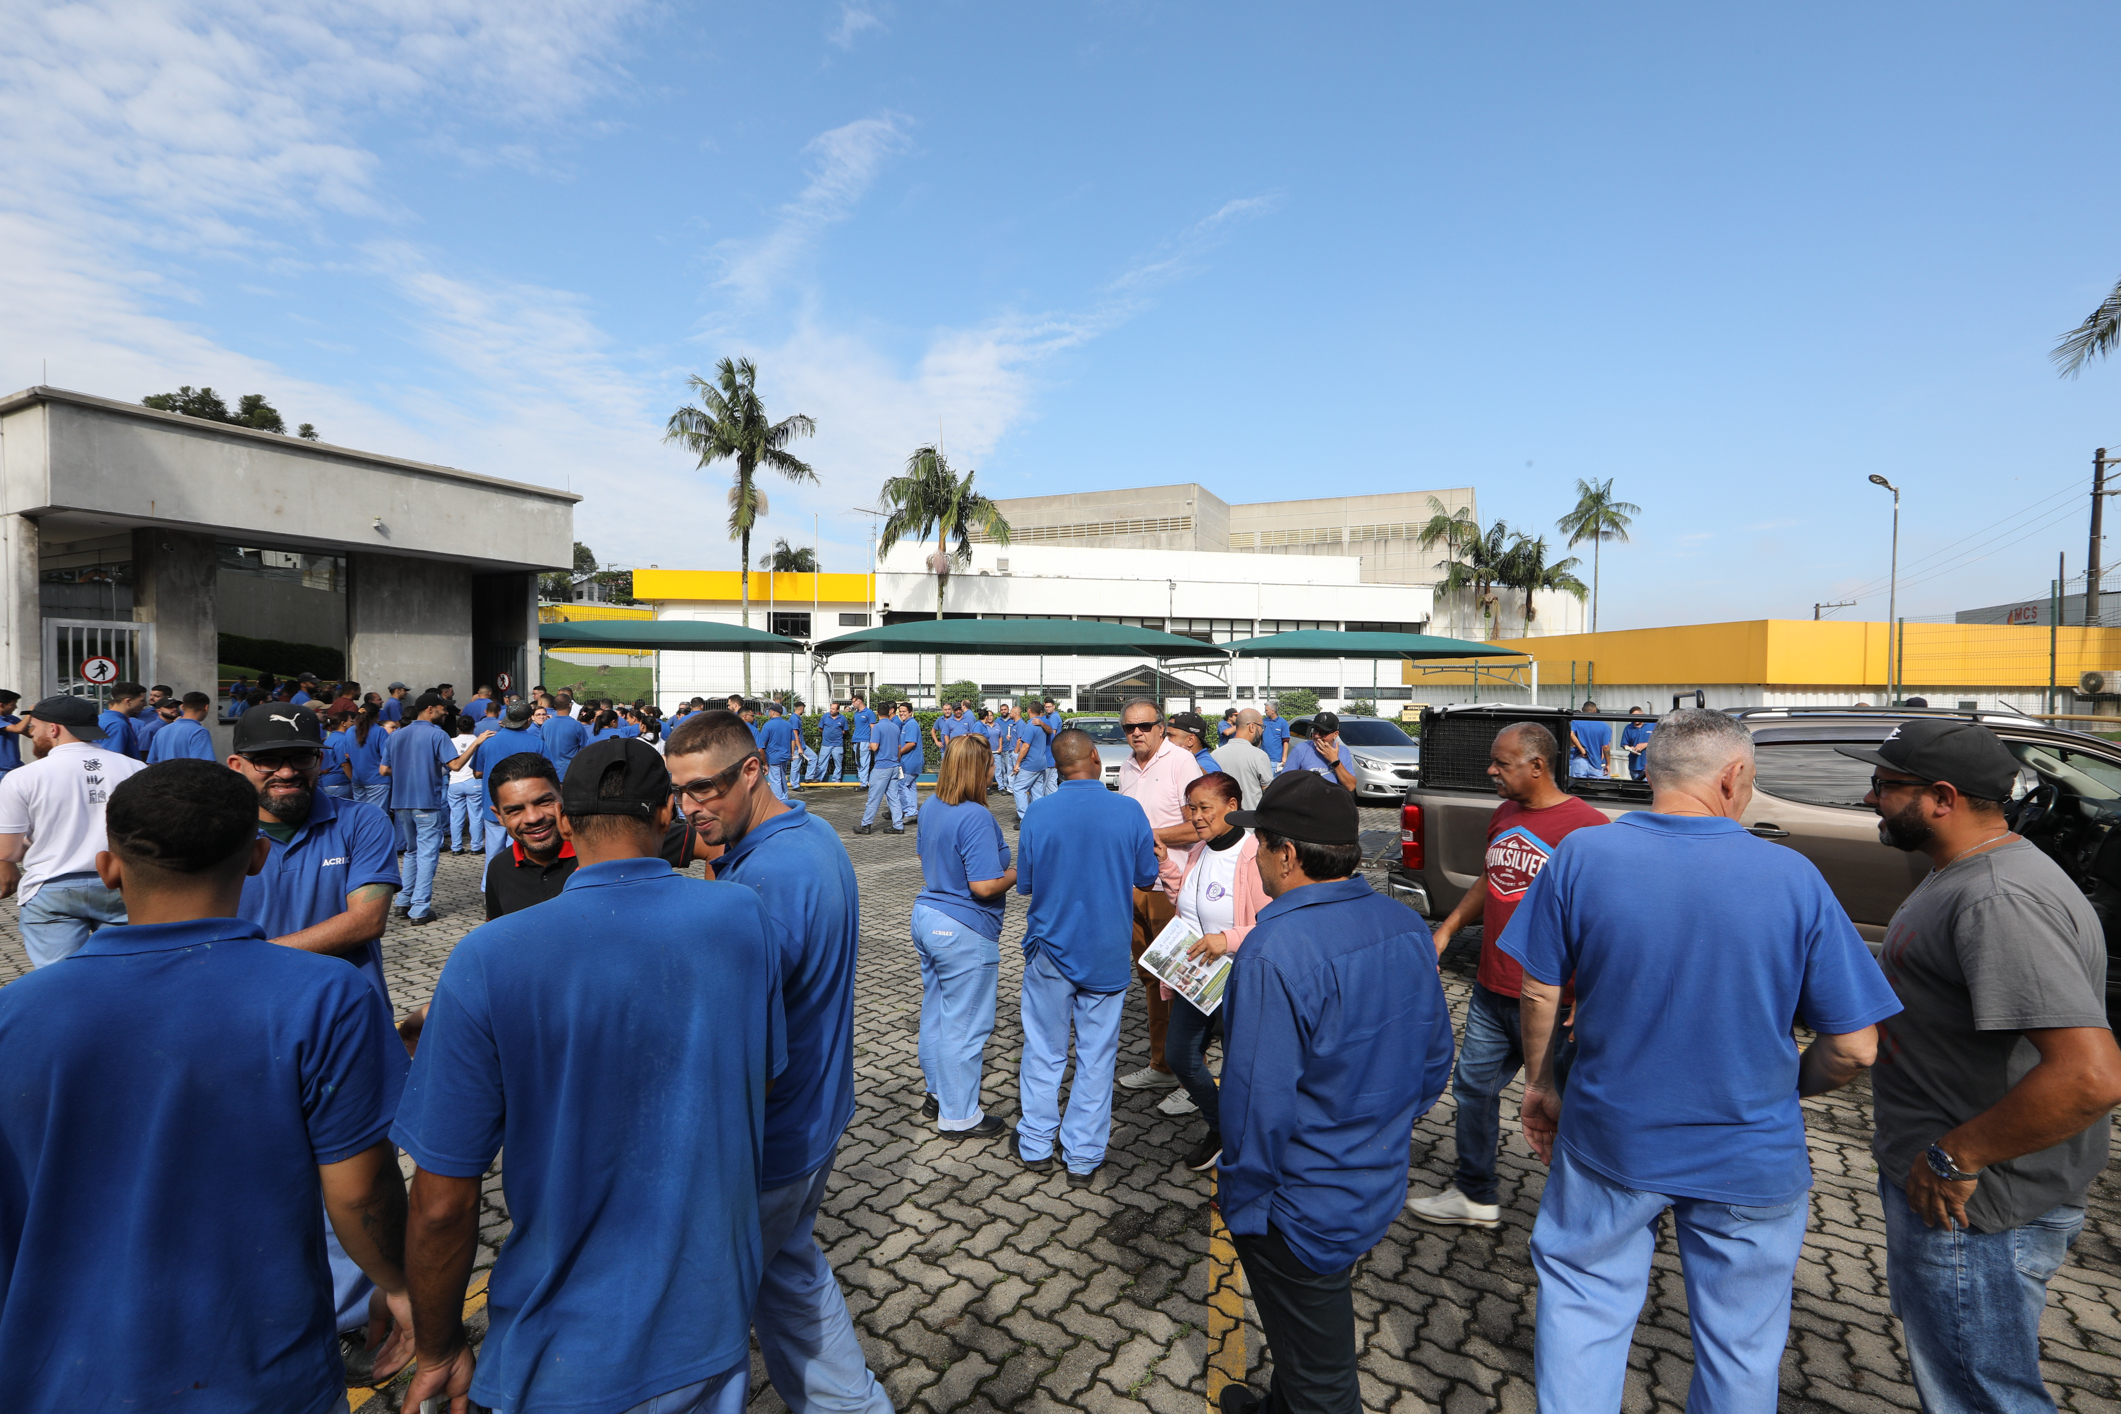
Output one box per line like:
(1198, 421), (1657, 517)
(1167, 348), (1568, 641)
(1118, 1065), (1180, 1090)
(1405, 1187), (1501, 1229)
(1157, 1087), (1198, 1116)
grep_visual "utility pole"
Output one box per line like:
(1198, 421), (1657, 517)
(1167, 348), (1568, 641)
(2091, 449), (2118, 627)
(1814, 599), (1855, 620)
(1869, 476), (1900, 703)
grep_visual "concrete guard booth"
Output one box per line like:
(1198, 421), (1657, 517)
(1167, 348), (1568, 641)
(0, 387), (577, 753)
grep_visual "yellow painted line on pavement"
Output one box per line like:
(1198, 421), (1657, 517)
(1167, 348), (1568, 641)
(347, 1269), (490, 1411)
(1205, 1201), (1245, 1414)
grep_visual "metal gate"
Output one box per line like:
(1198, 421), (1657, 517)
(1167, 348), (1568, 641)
(43, 619), (154, 705)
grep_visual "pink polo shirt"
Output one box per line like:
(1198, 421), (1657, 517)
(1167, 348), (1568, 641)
(1118, 736), (1203, 899)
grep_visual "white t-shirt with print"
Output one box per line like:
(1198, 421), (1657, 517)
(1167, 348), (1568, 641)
(0, 740), (148, 901)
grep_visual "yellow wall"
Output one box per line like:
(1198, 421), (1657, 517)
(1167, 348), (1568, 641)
(631, 569), (873, 606)
(538, 603), (654, 623)
(1403, 619), (2121, 688)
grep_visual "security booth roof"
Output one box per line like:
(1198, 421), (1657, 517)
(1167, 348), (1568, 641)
(812, 617), (1229, 658)
(537, 619), (807, 652)
(1220, 629), (1530, 660)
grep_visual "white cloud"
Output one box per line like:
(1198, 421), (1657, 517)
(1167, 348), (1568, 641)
(713, 112), (914, 303)
(826, 3), (885, 50)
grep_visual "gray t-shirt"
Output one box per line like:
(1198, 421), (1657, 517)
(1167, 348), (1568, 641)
(1212, 737), (1276, 811)
(1871, 836), (2111, 1231)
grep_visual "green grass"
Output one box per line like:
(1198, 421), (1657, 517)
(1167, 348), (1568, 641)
(540, 654), (653, 703)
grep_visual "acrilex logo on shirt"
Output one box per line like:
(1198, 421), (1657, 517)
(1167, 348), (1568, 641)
(1485, 825), (1556, 901)
(322, 856), (349, 867)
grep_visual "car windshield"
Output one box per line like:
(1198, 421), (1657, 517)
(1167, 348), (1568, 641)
(2009, 739), (2121, 809)
(1330, 718), (1414, 747)
(1072, 719), (1127, 744)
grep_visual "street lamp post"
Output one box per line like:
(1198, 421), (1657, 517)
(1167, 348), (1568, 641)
(1869, 474), (1900, 705)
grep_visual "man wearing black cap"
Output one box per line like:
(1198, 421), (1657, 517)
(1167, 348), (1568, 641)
(1839, 719), (2121, 1412)
(0, 695), (147, 965)
(1166, 712), (1221, 775)
(380, 693), (480, 924)
(378, 682), (409, 729)
(1280, 710), (1356, 791)
(1216, 771), (1454, 1414)
(397, 737), (787, 1414)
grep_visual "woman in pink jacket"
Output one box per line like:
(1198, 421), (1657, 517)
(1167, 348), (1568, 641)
(1164, 771), (1269, 1172)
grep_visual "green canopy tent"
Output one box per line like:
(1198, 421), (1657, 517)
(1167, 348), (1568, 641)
(538, 619), (809, 705)
(1219, 629), (1532, 706)
(810, 617), (1228, 708)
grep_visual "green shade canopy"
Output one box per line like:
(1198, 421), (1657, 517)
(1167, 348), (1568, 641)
(1220, 630), (1530, 659)
(539, 619), (807, 653)
(811, 617), (1228, 659)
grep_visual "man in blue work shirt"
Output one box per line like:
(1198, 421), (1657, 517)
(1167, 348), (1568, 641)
(226, 702), (409, 1366)
(1568, 700), (1613, 779)
(289, 676), (316, 707)
(668, 712), (893, 1414)
(857, 706), (906, 834)
(932, 701), (965, 753)
(1013, 729), (1160, 1183)
(225, 676), (252, 719)
(543, 692), (589, 781)
(891, 700), (925, 826)
(760, 701), (796, 802)
(1218, 771), (1456, 1414)
(1011, 703), (1055, 823)
(0, 760), (414, 1413)
(1040, 698), (1063, 749)
(398, 738), (785, 1414)
(994, 706), (1018, 795)
(132, 685), (174, 756)
(1166, 711), (1222, 774)
(1260, 701), (1292, 770)
(464, 683), (493, 722)
(148, 692), (216, 762)
(786, 700), (808, 789)
(1283, 711), (1358, 791)
(1620, 706), (1654, 780)
(850, 694), (877, 785)
(99, 681), (147, 759)
(381, 693), (477, 924)
(814, 701), (848, 783)
(469, 703), (546, 860)
(379, 681), (408, 728)
(0, 690), (22, 780)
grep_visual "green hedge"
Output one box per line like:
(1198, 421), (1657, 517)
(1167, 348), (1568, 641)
(218, 633), (344, 681)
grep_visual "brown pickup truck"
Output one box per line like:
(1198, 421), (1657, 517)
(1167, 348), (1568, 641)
(1387, 704), (2121, 1019)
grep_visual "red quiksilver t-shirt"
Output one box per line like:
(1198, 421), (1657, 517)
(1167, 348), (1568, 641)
(1477, 795), (1609, 998)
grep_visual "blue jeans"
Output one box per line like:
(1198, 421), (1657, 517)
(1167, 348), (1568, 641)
(1530, 1146), (1809, 1413)
(1016, 947), (1126, 1173)
(395, 808), (442, 918)
(617, 1362), (748, 1414)
(446, 778), (482, 850)
(912, 903), (1000, 1129)
(1165, 995), (1222, 1138)
(1880, 1176), (2084, 1413)
(1567, 757), (1598, 778)
(755, 1153), (893, 1414)
(860, 765), (902, 828)
(767, 762), (790, 802)
(18, 873), (127, 967)
(1450, 983), (1576, 1206)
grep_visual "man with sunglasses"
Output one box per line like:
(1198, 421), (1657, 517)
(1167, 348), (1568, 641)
(665, 710), (890, 1414)
(1116, 697), (1202, 1093)
(228, 702), (411, 1378)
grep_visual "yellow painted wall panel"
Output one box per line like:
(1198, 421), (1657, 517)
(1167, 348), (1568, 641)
(632, 569), (873, 604)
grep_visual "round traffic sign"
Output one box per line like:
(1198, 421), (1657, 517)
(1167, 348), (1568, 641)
(80, 656), (118, 685)
(496, 671), (513, 691)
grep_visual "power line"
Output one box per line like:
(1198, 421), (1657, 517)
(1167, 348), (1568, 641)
(1838, 471), (2092, 603)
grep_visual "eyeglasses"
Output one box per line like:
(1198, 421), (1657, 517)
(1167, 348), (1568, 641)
(241, 750), (322, 771)
(1869, 774), (1930, 795)
(672, 757), (750, 804)
(1122, 720), (1161, 734)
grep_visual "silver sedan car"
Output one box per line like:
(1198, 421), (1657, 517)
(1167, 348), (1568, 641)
(1066, 715), (1130, 788)
(1291, 714), (1421, 803)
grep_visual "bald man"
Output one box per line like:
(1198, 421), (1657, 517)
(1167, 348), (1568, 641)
(1212, 709), (1276, 810)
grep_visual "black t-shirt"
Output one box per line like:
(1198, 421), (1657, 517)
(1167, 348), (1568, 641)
(483, 820), (701, 919)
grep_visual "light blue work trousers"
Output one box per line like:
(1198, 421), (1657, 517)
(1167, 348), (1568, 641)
(1530, 1145), (1809, 1413)
(445, 777), (483, 850)
(812, 743), (844, 781)
(767, 761), (791, 802)
(891, 763), (920, 823)
(1015, 946), (1126, 1174)
(860, 765), (902, 828)
(1010, 763), (1053, 821)
(912, 902), (1000, 1129)
(19, 872), (127, 967)
(755, 1152), (894, 1414)
(1880, 1176), (2085, 1414)
(395, 807), (442, 919)
(617, 1362), (748, 1414)
(317, 777), (353, 801)
(856, 742), (875, 785)
(354, 780), (390, 810)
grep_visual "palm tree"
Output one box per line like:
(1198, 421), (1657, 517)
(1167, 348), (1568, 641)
(1430, 518), (1515, 638)
(1501, 534), (1588, 635)
(759, 537), (818, 572)
(2055, 278), (2121, 376)
(1555, 477), (1640, 633)
(877, 445), (1011, 702)
(663, 358), (816, 692)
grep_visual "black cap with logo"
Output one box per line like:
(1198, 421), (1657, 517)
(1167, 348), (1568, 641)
(1312, 710), (1341, 735)
(560, 738), (670, 818)
(1168, 711), (1210, 740)
(1834, 719), (2021, 801)
(1226, 769), (1360, 845)
(234, 703), (324, 754)
(27, 695), (100, 730)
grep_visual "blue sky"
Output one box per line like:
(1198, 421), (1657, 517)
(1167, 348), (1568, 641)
(8, 1), (2121, 630)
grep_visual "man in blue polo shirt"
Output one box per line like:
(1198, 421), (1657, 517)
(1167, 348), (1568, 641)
(815, 701), (848, 783)
(857, 707), (906, 834)
(1502, 708), (1900, 1412)
(464, 683), (493, 722)
(1283, 711), (1358, 790)
(543, 691), (590, 781)
(379, 681), (408, 728)
(891, 700), (924, 826)
(0, 760), (413, 1412)
(1260, 700), (1292, 770)
(850, 694), (877, 785)
(148, 691), (216, 762)
(1568, 700), (1613, 779)
(0, 691), (22, 781)
(381, 693), (477, 924)
(398, 738), (786, 1414)
(469, 702), (547, 861)
(931, 701), (964, 754)
(1014, 729), (1159, 1183)
(1011, 704), (1054, 823)
(1217, 771), (1456, 1414)
(994, 706), (1017, 795)
(787, 700), (808, 790)
(669, 711), (892, 1414)
(99, 681), (147, 759)
(760, 701), (796, 802)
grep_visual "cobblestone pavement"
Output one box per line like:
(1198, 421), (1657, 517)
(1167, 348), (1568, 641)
(6, 785), (2121, 1412)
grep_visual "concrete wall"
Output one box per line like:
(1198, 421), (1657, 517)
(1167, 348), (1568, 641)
(348, 552), (473, 692)
(131, 528), (217, 698)
(982, 484), (1224, 552)
(217, 571), (347, 651)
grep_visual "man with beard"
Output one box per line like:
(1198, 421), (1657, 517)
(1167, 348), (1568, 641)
(0, 696), (148, 965)
(227, 702), (409, 1380)
(665, 709), (890, 1414)
(1839, 720), (2121, 1413)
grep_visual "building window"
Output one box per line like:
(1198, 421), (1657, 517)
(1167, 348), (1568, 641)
(769, 611), (812, 638)
(838, 612), (871, 626)
(1167, 618), (1256, 644)
(1345, 621), (1424, 635)
(996, 559), (1010, 572)
(1257, 619), (1338, 634)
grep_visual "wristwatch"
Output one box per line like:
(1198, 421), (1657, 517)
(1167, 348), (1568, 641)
(1925, 1143), (1979, 1183)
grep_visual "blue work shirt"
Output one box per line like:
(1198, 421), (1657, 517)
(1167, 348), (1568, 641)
(290, 689), (312, 707)
(147, 716), (216, 763)
(318, 727), (347, 782)
(343, 725), (388, 787)
(1501, 813), (1901, 1205)
(1620, 719), (1655, 778)
(472, 727), (552, 824)
(1260, 715), (1291, 763)
(981, 720), (1004, 754)
(892, 716), (924, 775)
(0, 917), (399, 1414)
(465, 695), (491, 722)
(760, 715), (796, 765)
(1016, 717), (1054, 773)
(820, 712), (847, 747)
(916, 798), (1012, 941)
(713, 804), (860, 1188)
(747, 719), (764, 747)
(1041, 710), (1063, 743)
(937, 713), (969, 743)
(867, 715), (902, 773)
(378, 695), (404, 725)
(131, 713), (165, 756)
(383, 719), (455, 810)
(239, 792), (404, 1006)
(393, 859), (786, 1414)
(1015, 779), (1158, 992)
(1192, 747), (1221, 774)
(1221, 876), (1456, 1272)
(543, 713), (590, 782)
(851, 708), (877, 745)
(999, 718), (1019, 755)
(97, 707), (138, 758)
(1570, 718), (1613, 772)
(0, 714), (20, 774)
(1283, 737), (1342, 781)
(617, 720), (641, 739)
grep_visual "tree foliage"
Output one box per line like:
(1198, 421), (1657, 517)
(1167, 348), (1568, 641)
(878, 444), (1012, 702)
(1346, 699), (1377, 717)
(1555, 477), (1639, 633)
(1276, 688), (1320, 717)
(939, 678), (982, 705)
(759, 537), (818, 572)
(1499, 534), (1587, 629)
(143, 386), (317, 439)
(2054, 278), (2121, 378)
